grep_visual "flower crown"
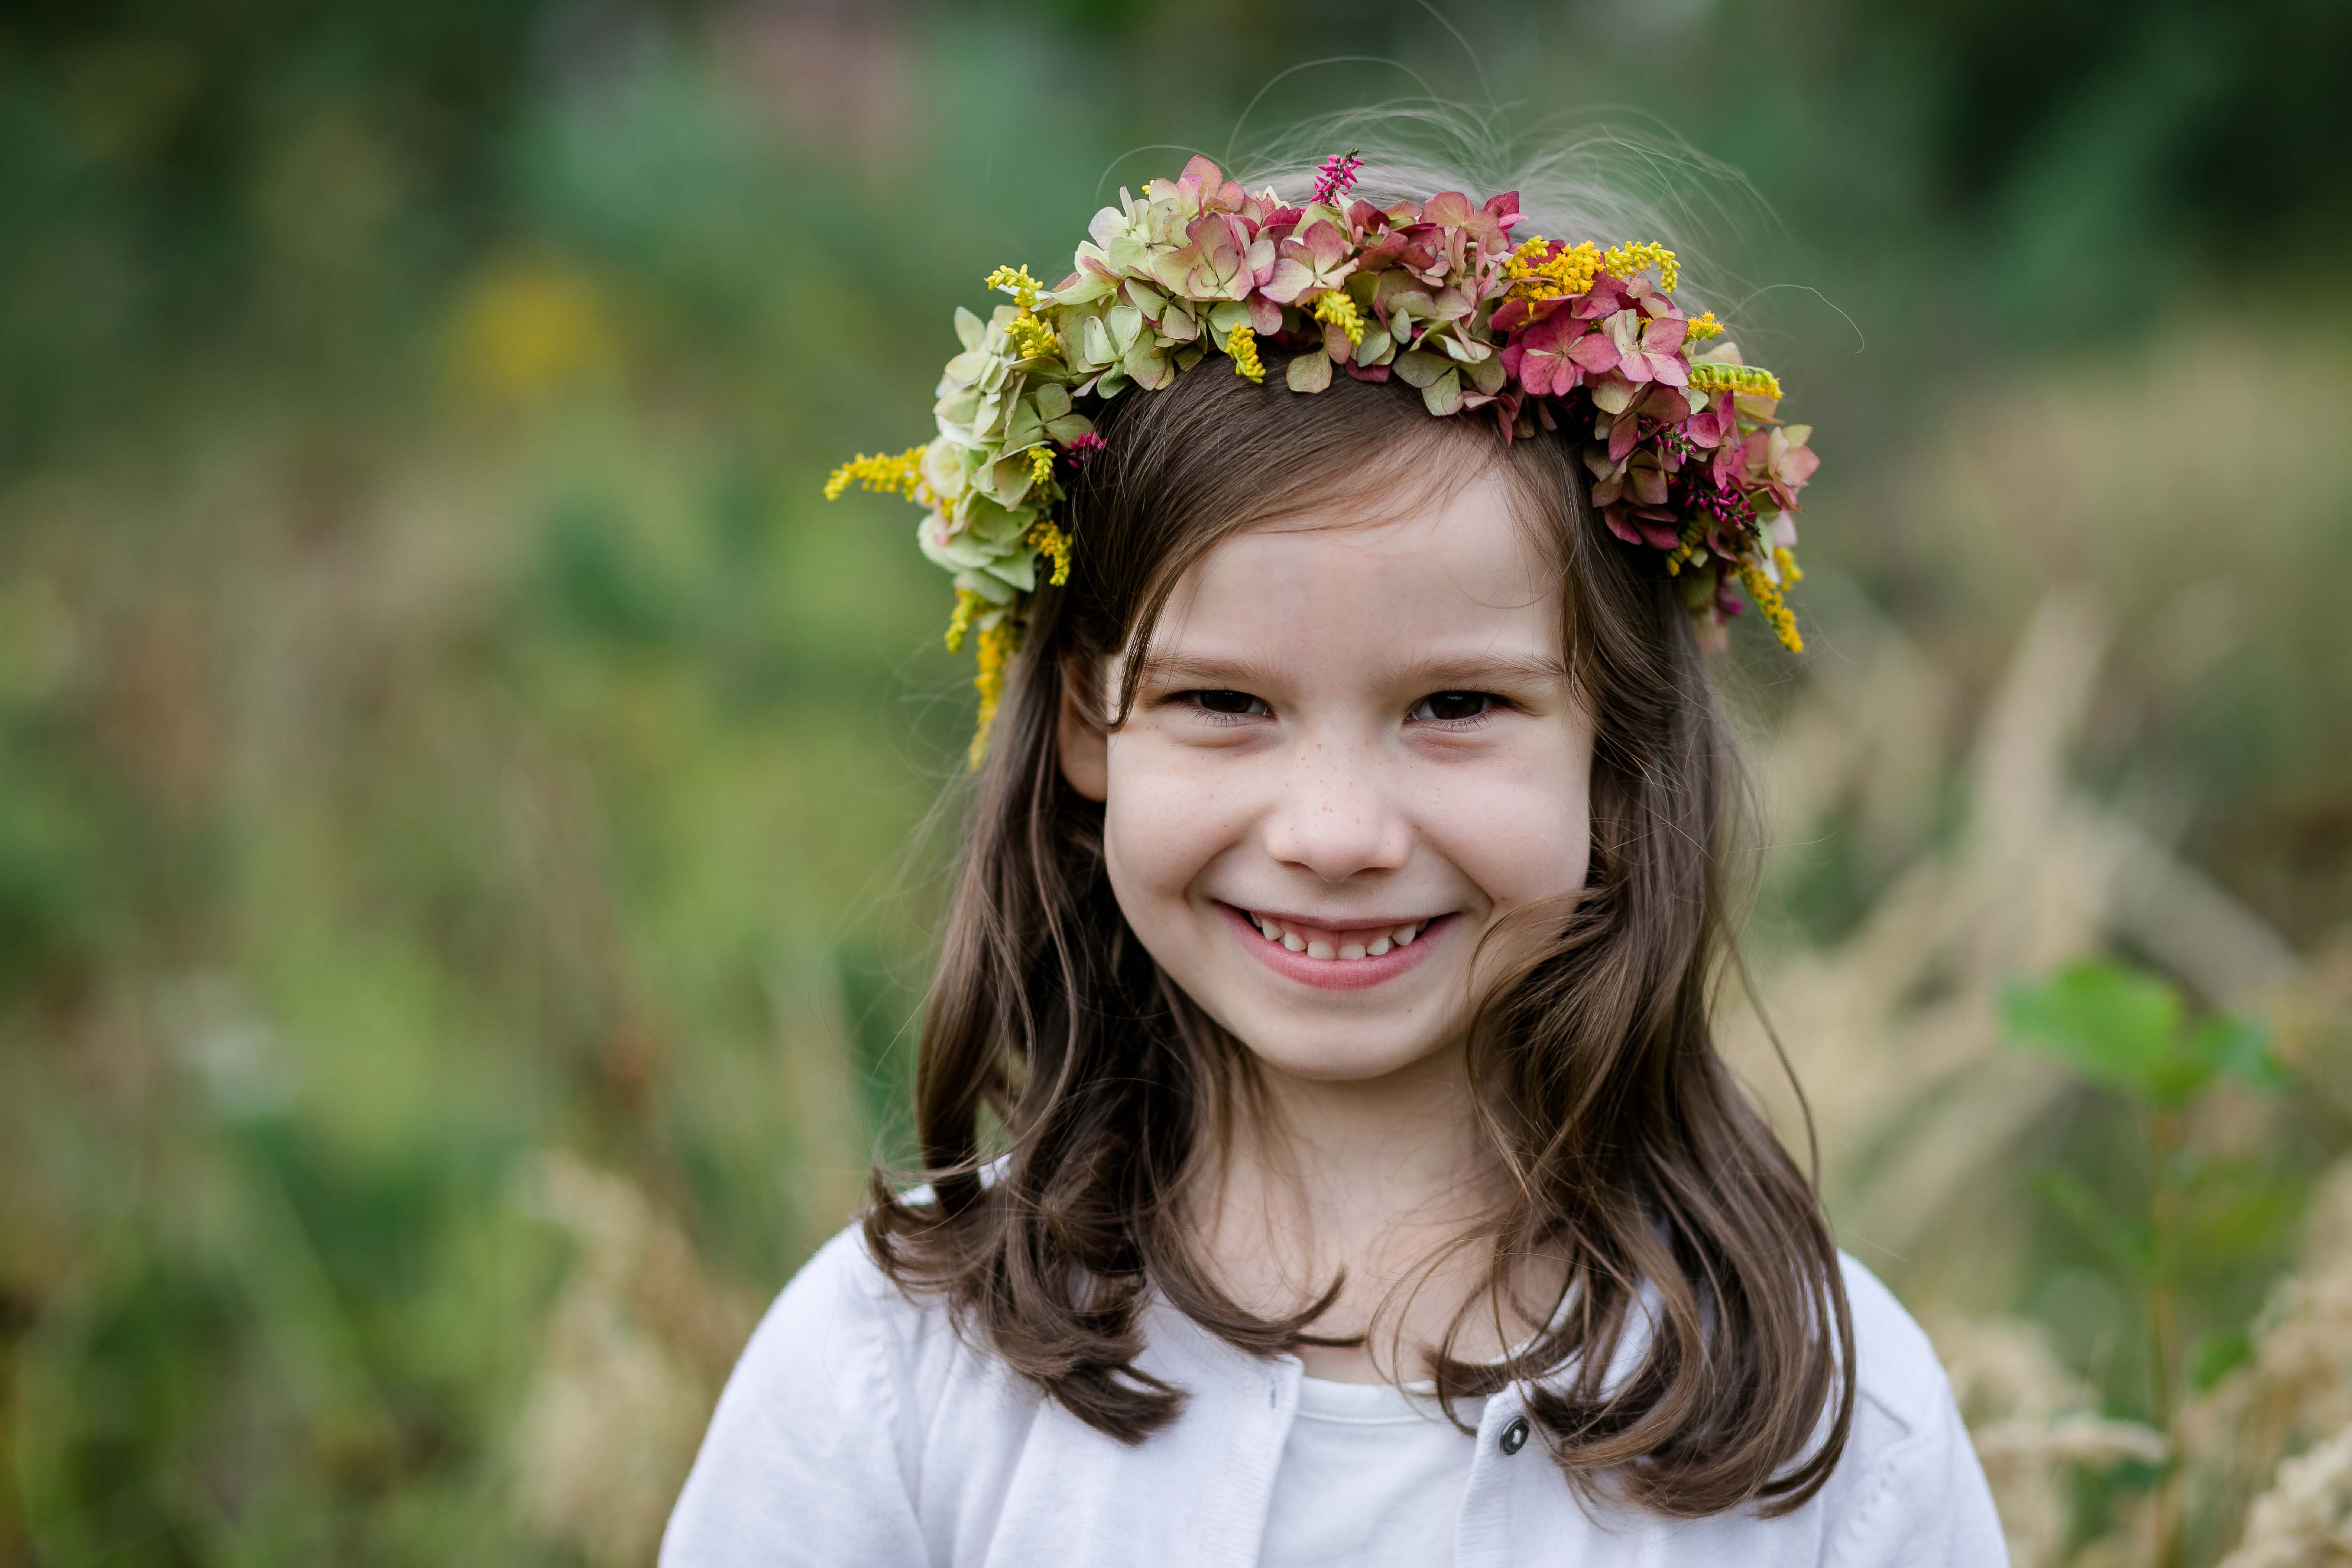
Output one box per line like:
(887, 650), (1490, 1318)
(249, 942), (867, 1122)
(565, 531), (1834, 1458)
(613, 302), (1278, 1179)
(828, 152), (1818, 764)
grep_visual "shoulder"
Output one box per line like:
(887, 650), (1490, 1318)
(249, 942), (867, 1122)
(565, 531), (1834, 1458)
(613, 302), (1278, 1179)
(762, 1221), (929, 1339)
(1837, 1251), (1956, 1437)
(716, 1222), (970, 1425)
(658, 1224), (977, 1567)
(1812, 1252), (2009, 1567)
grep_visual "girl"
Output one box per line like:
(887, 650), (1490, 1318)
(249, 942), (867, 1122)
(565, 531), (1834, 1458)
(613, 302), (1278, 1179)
(663, 138), (2005, 1566)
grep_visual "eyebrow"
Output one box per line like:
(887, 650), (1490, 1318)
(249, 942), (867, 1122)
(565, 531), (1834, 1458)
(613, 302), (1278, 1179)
(1131, 649), (1572, 691)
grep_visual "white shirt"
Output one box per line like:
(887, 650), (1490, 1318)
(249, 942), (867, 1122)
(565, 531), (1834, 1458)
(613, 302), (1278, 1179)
(660, 1224), (2009, 1568)
(1259, 1376), (1480, 1567)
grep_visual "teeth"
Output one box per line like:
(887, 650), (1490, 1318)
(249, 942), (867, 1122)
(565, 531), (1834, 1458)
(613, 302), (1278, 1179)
(1249, 912), (1433, 959)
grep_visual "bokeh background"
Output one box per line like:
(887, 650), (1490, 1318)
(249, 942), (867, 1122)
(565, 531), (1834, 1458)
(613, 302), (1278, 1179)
(3, 1), (2350, 1564)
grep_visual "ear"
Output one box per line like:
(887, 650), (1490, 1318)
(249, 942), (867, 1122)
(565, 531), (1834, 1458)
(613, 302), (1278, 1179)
(1057, 670), (1109, 802)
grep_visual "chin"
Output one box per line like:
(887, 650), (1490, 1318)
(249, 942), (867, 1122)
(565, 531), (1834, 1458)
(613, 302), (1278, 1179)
(1228, 1023), (1453, 1084)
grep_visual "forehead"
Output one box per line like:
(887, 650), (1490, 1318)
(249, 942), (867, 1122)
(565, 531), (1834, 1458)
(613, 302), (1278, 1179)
(1151, 467), (1562, 661)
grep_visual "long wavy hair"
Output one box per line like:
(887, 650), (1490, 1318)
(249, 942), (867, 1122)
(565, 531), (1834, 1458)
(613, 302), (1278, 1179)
(864, 135), (1853, 1520)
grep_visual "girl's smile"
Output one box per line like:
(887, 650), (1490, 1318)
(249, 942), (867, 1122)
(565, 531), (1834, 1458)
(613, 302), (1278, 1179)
(1216, 902), (1458, 991)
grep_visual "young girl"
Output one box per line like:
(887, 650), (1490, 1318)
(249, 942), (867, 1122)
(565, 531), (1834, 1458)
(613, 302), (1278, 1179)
(662, 141), (2005, 1567)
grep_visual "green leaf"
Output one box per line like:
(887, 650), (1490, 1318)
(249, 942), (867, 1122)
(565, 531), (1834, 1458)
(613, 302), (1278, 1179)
(1000, 400), (1045, 454)
(1123, 280), (1166, 319)
(1122, 340), (1172, 390)
(1078, 313), (1115, 369)
(1106, 305), (1142, 354)
(2189, 1013), (2288, 1095)
(1421, 366), (1463, 416)
(1392, 349), (1449, 389)
(2003, 960), (2188, 1105)
(2189, 1329), (2253, 1391)
(1285, 350), (1333, 394)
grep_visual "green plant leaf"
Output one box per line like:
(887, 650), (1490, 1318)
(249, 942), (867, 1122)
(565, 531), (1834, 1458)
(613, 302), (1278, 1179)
(2188, 1012), (2288, 1094)
(2003, 960), (2188, 1105)
(2188, 1329), (2254, 1391)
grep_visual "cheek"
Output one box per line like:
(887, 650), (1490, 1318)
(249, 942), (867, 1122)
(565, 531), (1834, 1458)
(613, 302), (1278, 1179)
(1432, 738), (1594, 909)
(1100, 741), (1255, 908)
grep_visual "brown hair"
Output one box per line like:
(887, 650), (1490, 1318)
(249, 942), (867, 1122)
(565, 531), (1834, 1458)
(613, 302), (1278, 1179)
(863, 366), (1854, 1518)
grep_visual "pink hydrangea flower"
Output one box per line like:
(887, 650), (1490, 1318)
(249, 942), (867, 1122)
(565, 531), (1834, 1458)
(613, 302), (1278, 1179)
(1568, 306), (1690, 385)
(1500, 312), (1590, 399)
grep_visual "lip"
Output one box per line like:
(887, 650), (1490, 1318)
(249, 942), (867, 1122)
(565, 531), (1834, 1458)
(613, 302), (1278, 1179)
(1216, 902), (1454, 992)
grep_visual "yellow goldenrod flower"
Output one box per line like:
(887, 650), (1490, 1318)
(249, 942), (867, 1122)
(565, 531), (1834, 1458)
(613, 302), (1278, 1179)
(1602, 241), (1679, 292)
(1311, 290), (1366, 347)
(1027, 520), (1073, 587)
(968, 620), (1017, 768)
(825, 446), (930, 501)
(1225, 324), (1265, 383)
(1774, 546), (1803, 584)
(1684, 311), (1723, 343)
(944, 586), (983, 654)
(1662, 525), (1707, 578)
(985, 264), (1046, 310)
(1502, 237), (1602, 302)
(1026, 445), (1055, 488)
(1740, 561), (1804, 653)
(1007, 310), (1059, 362)
(1686, 362), (1783, 401)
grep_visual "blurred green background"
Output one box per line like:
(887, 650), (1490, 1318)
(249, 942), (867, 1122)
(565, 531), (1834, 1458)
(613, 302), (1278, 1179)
(2, 1), (2349, 1564)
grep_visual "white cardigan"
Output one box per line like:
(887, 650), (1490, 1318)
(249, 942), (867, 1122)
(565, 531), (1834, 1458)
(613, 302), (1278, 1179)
(661, 1226), (2008, 1567)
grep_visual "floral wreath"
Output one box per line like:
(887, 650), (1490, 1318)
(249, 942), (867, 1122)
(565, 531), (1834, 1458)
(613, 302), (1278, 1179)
(828, 152), (1819, 764)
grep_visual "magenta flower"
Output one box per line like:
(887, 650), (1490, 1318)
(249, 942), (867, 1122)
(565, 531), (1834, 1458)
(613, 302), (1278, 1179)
(1312, 150), (1364, 205)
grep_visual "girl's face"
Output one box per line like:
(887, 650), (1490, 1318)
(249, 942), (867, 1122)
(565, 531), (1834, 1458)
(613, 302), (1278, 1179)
(1059, 464), (1596, 1084)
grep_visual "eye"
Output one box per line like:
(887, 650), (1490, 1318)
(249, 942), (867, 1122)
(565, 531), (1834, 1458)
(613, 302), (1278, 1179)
(1179, 689), (1272, 721)
(1409, 691), (1500, 724)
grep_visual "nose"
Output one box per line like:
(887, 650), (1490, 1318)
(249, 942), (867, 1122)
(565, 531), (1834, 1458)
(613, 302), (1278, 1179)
(1261, 739), (1413, 883)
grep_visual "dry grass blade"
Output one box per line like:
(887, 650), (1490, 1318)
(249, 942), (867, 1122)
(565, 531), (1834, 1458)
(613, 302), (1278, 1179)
(1932, 1314), (2163, 1568)
(509, 1153), (761, 1568)
(2214, 1421), (2352, 1568)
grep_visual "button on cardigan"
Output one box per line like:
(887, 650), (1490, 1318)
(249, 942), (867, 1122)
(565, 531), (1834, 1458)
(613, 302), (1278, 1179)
(660, 1226), (2009, 1568)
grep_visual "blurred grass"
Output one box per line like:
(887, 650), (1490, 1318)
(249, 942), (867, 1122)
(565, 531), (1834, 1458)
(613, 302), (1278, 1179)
(0, 1), (2348, 1563)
